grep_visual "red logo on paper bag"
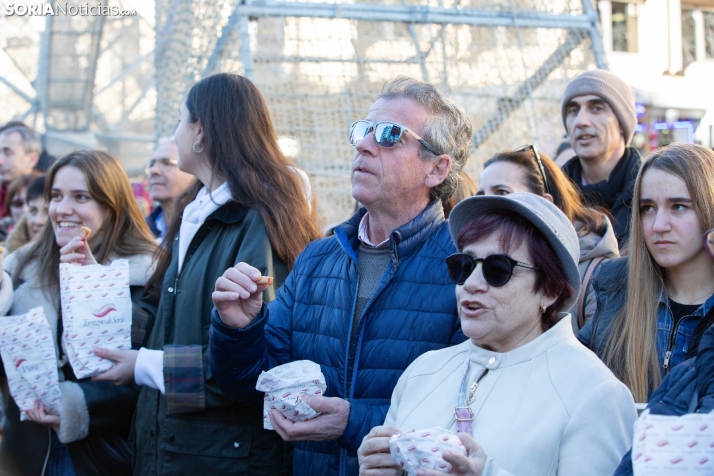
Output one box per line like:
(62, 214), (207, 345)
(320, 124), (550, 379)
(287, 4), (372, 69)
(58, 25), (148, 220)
(93, 304), (117, 318)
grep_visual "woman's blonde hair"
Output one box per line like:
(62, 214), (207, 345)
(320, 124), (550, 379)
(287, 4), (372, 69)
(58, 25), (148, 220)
(604, 143), (714, 402)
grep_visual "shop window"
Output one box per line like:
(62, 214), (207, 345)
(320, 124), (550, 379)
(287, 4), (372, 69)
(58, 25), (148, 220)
(612, 2), (639, 52)
(683, 10), (696, 64)
(682, 9), (714, 64)
(707, 11), (714, 58)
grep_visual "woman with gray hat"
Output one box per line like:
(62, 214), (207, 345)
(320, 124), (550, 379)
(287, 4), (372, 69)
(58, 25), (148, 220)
(358, 193), (636, 476)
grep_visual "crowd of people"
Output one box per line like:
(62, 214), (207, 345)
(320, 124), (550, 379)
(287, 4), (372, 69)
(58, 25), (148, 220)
(0, 68), (711, 476)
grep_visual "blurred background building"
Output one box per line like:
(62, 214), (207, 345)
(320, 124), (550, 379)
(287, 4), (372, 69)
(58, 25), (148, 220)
(1, 0), (711, 224)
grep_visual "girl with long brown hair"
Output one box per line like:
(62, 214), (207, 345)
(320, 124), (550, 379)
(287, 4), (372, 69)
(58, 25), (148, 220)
(0, 150), (157, 475)
(476, 146), (620, 328)
(578, 143), (714, 402)
(93, 73), (320, 475)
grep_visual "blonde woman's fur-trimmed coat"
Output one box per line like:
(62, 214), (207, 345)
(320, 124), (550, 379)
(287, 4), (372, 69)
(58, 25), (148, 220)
(0, 246), (154, 476)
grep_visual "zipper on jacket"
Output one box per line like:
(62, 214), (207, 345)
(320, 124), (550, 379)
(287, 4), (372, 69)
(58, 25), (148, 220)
(663, 350), (672, 370)
(663, 299), (680, 372)
(663, 300), (697, 372)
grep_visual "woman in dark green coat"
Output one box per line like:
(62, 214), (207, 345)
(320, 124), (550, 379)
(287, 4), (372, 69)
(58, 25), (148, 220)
(94, 73), (322, 475)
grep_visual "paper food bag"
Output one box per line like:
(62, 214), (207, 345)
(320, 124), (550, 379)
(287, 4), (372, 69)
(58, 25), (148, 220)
(256, 360), (327, 430)
(632, 409), (714, 475)
(390, 427), (467, 475)
(60, 260), (132, 378)
(0, 307), (62, 420)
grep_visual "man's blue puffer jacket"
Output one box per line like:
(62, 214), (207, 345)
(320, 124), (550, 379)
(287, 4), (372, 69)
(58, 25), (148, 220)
(209, 200), (465, 476)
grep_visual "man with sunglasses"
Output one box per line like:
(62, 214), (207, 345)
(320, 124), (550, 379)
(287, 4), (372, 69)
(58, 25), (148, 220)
(561, 70), (641, 247)
(210, 77), (472, 475)
(145, 136), (194, 240)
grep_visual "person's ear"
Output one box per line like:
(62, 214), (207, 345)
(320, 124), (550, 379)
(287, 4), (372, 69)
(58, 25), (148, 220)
(541, 294), (558, 312)
(194, 122), (205, 150)
(543, 193), (554, 204)
(27, 151), (39, 170)
(424, 154), (452, 189)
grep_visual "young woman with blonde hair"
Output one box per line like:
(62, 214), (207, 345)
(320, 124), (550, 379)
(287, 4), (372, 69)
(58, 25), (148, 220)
(476, 146), (620, 328)
(579, 143), (714, 402)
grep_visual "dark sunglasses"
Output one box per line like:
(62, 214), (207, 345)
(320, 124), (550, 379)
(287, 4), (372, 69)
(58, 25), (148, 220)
(349, 120), (441, 155)
(515, 144), (550, 195)
(446, 253), (538, 286)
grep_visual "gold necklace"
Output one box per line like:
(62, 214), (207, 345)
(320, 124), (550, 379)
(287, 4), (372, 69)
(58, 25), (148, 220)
(670, 286), (714, 306)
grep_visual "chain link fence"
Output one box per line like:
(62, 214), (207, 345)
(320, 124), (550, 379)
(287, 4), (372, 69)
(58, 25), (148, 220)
(154, 0), (601, 226)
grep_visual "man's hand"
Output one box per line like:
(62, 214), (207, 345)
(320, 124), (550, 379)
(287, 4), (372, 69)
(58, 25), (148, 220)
(417, 432), (487, 476)
(269, 395), (350, 441)
(26, 400), (60, 432)
(91, 348), (138, 385)
(212, 263), (270, 328)
(358, 425), (403, 476)
(59, 236), (97, 265)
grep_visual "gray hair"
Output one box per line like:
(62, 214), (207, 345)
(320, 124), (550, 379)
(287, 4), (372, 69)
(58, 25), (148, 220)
(0, 125), (41, 155)
(379, 77), (473, 202)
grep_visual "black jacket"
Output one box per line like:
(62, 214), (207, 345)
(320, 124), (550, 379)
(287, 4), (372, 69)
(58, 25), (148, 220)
(562, 147), (641, 247)
(132, 201), (291, 476)
(0, 282), (147, 476)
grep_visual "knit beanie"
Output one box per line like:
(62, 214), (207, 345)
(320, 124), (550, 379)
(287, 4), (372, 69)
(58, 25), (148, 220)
(561, 70), (637, 145)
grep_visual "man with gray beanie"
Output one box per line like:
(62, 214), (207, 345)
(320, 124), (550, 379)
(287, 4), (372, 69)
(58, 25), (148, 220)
(560, 69), (641, 247)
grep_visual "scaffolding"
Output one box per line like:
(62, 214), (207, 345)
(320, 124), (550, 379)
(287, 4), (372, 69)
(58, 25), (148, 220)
(0, 0), (155, 171)
(1, 0), (606, 225)
(154, 0), (605, 225)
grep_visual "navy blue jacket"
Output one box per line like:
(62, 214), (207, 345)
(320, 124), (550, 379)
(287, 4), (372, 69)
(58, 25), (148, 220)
(613, 324), (714, 475)
(209, 200), (465, 476)
(145, 205), (164, 239)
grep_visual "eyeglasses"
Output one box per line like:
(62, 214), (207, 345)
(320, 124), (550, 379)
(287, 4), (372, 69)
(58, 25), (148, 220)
(445, 253), (538, 286)
(349, 120), (441, 156)
(515, 144), (550, 195)
(146, 157), (178, 174)
(704, 228), (714, 259)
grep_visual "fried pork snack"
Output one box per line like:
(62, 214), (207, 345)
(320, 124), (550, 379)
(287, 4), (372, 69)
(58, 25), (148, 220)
(80, 227), (92, 239)
(257, 276), (274, 285)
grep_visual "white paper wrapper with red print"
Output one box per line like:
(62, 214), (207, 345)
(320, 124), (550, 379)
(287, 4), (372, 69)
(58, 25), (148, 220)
(60, 260), (132, 378)
(0, 307), (62, 420)
(389, 427), (467, 475)
(255, 360), (327, 430)
(632, 409), (714, 475)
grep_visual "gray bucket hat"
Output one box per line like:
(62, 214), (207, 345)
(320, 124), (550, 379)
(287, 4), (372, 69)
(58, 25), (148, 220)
(448, 193), (581, 310)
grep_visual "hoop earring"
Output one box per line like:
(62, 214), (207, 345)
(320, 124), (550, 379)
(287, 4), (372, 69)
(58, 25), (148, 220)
(192, 141), (204, 153)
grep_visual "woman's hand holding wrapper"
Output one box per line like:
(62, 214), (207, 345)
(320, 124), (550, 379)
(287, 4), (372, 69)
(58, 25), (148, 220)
(212, 262), (273, 328)
(91, 263), (275, 386)
(54, 226), (138, 385)
(359, 426), (488, 476)
(25, 228), (95, 428)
